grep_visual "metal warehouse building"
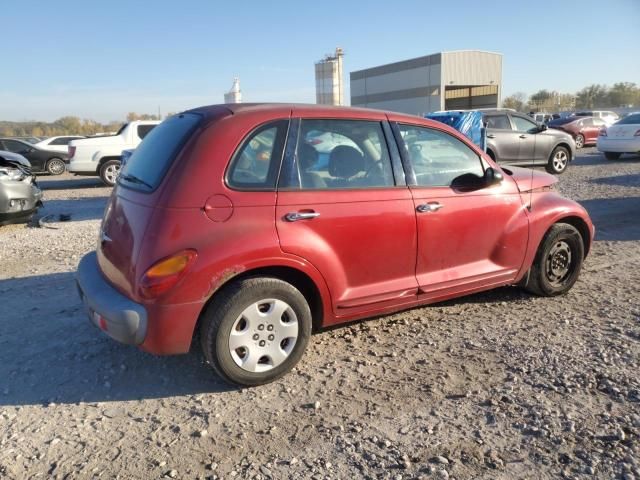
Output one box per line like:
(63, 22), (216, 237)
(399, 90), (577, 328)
(350, 50), (502, 116)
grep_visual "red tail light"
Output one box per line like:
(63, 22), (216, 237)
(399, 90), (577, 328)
(139, 249), (197, 299)
(599, 128), (607, 137)
(308, 139), (323, 145)
(68, 146), (76, 158)
(634, 129), (640, 137)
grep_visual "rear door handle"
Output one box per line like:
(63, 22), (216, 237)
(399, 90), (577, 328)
(486, 134), (495, 139)
(285, 212), (320, 222)
(416, 203), (443, 213)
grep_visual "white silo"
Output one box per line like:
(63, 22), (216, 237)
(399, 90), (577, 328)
(224, 77), (242, 104)
(315, 48), (344, 106)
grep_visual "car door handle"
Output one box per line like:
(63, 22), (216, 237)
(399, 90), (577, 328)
(285, 212), (320, 222)
(416, 203), (443, 213)
(519, 134), (527, 139)
(486, 134), (495, 139)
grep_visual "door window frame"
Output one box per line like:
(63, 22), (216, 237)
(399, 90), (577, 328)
(277, 117), (405, 191)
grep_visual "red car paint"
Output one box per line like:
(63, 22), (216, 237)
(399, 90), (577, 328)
(549, 117), (606, 146)
(94, 104), (594, 355)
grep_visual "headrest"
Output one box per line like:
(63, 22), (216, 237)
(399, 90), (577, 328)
(328, 145), (364, 178)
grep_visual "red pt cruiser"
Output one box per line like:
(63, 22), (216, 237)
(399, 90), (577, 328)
(76, 104), (594, 386)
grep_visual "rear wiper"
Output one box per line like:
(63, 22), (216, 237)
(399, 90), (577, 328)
(119, 173), (153, 190)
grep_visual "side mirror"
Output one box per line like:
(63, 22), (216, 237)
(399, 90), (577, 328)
(485, 167), (503, 186)
(538, 123), (548, 132)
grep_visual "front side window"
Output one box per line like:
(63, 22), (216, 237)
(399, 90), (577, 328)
(292, 119), (394, 189)
(511, 115), (538, 133)
(485, 115), (511, 130)
(398, 124), (484, 187)
(227, 120), (288, 190)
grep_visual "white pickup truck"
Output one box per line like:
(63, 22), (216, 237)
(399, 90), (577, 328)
(68, 120), (160, 186)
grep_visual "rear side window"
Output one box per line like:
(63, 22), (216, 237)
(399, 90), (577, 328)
(287, 119), (394, 190)
(226, 120), (288, 190)
(485, 115), (511, 130)
(398, 124), (484, 187)
(119, 113), (201, 191)
(137, 124), (156, 140)
(616, 113), (640, 125)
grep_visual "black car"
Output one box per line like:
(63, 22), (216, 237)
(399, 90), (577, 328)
(0, 138), (69, 175)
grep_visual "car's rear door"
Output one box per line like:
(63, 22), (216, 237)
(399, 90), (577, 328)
(391, 120), (529, 301)
(276, 112), (418, 319)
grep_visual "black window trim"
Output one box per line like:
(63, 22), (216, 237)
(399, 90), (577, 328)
(224, 118), (291, 192)
(276, 117), (404, 192)
(391, 121), (487, 189)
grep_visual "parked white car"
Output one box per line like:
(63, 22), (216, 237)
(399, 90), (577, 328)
(574, 110), (620, 126)
(68, 121), (159, 186)
(35, 135), (85, 154)
(597, 112), (640, 160)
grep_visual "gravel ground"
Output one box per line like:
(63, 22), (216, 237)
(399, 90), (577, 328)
(1, 149), (639, 480)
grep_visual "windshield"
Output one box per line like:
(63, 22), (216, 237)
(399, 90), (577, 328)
(615, 113), (640, 125)
(118, 113), (201, 191)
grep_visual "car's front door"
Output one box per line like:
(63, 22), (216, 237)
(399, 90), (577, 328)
(393, 122), (529, 301)
(276, 116), (418, 319)
(509, 114), (539, 163)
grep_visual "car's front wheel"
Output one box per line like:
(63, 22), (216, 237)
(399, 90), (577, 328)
(523, 223), (584, 296)
(46, 158), (66, 175)
(575, 134), (585, 149)
(546, 146), (570, 174)
(99, 160), (121, 186)
(604, 152), (622, 160)
(200, 277), (312, 386)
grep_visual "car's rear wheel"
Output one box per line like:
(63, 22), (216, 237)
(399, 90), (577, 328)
(546, 146), (570, 174)
(604, 152), (621, 160)
(575, 134), (585, 149)
(46, 158), (66, 175)
(200, 277), (312, 386)
(99, 160), (121, 186)
(523, 223), (584, 297)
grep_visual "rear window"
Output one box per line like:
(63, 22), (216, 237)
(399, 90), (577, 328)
(548, 117), (575, 126)
(119, 113), (201, 191)
(616, 113), (640, 125)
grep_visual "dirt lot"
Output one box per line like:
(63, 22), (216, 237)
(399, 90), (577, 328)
(1, 149), (639, 480)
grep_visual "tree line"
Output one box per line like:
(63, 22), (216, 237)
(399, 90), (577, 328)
(503, 82), (640, 113)
(0, 112), (163, 138)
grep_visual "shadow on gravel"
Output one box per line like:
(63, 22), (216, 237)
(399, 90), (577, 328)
(37, 176), (107, 190)
(590, 173), (640, 188)
(36, 197), (110, 223)
(579, 196), (640, 241)
(0, 272), (237, 407)
(573, 151), (640, 167)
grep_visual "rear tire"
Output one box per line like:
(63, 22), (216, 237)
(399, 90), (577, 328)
(524, 223), (584, 297)
(604, 152), (621, 160)
(99, 160), (121, 186)
(200, 277), (312, 386)
(575, 134), (584, 149)
(546, 146), (570, 174)
(46, 158), (66, 175)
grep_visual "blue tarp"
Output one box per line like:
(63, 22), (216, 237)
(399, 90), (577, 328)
(425, 111), (486, 151)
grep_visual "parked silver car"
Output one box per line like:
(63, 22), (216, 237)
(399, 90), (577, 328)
(0, 151), (43, 225)
(483, 109), (576, 174)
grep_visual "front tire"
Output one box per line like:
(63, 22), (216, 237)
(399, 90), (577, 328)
(46, 158), (66, 175)
(604, 152), (621, 160)
(575, 134), (585, 149)
(200, 277), (312, 386)
(99, 160), (121, 186)
(524, 223), (584, 297)
(546, 146), (570, 174)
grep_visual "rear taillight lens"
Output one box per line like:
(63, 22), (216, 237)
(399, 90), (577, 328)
(68, 146), (76, 158)
(599, 128), (607, 137)
(139, 249), (197, 299)
(634, 129), (640, 137)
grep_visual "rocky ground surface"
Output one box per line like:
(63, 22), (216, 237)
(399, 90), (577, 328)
(1, 150), (639, 480)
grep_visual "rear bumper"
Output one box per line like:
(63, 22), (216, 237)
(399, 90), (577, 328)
(76, 251), (148, 345)
(597, 137), (640, 153)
